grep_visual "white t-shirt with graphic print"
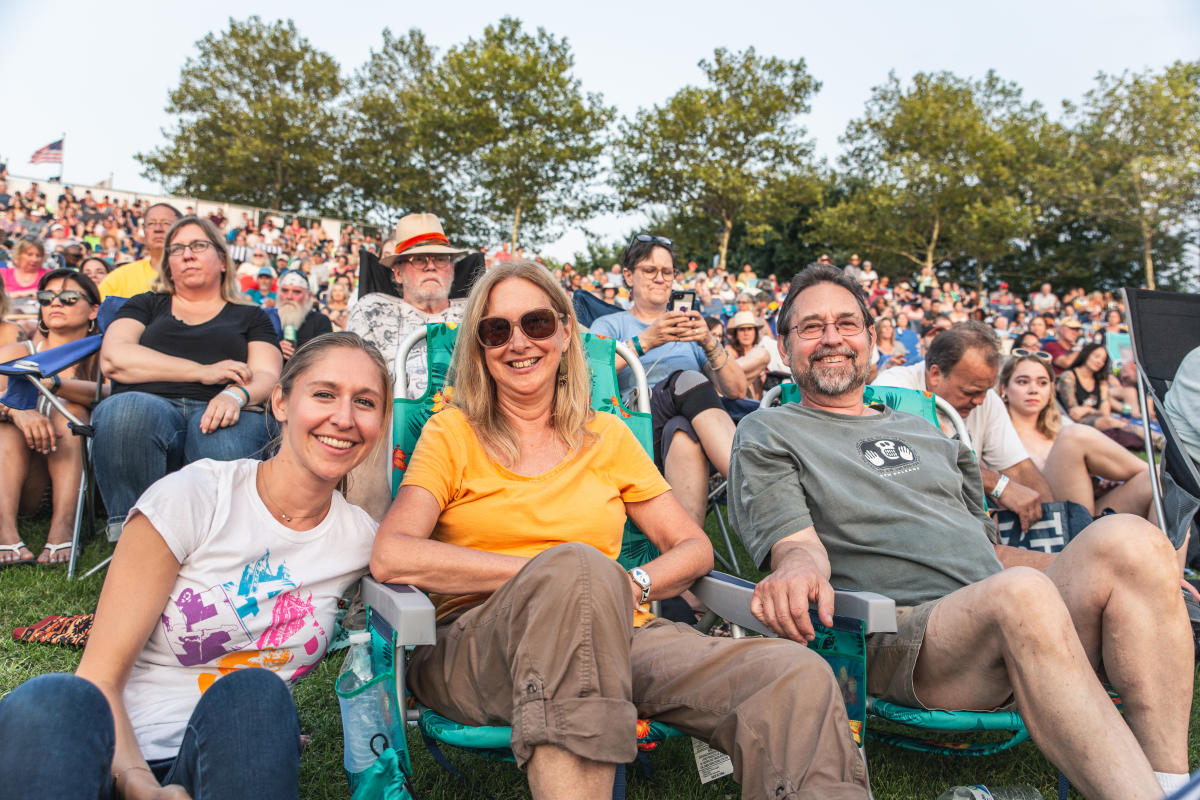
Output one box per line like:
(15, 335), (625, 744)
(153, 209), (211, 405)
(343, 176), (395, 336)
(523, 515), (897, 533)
(123, 458), (376, 761)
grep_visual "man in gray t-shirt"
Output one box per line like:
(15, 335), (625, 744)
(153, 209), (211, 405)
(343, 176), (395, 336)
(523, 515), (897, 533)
(728, 264), (1191, 797)
(732, 404), (1000, 606)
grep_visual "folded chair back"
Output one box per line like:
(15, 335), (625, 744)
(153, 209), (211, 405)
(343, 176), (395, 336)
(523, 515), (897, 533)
(1123, 288), (1200, 558)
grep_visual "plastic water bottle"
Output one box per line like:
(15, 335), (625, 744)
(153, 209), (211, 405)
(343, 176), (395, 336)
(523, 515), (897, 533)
(283, 325), (297, 343)
(937, 786), (1042, 800)
(337, 641), (391, 775)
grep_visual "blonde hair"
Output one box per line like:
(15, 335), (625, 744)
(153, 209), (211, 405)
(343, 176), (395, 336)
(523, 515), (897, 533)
(450, 260), (594, 465)
(152, 216), (248, 304)
(999, 354), (1062, 439)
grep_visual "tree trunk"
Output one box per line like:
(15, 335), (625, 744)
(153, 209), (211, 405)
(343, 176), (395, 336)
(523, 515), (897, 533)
(717, 214), (733, 273)
(1141, 218), (1156, 290)
(274, 160), (283, 212)
(975, 257), (985, 298)
(510, 202), (522, 252)
(924, 211), (940, 270)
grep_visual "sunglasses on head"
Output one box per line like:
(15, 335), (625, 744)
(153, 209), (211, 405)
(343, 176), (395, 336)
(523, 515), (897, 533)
(1012, 348), (1052, 362)
(477, 309), (565, 348)
(36, 290), (85, 307)
(629, 233), (672, 248)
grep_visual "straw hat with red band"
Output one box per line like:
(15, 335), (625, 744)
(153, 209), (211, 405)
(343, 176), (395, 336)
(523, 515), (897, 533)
(379, 213), (467, 267)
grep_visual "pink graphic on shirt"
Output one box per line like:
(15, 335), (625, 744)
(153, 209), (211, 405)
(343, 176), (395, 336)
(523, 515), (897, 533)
(257, 590), (316, 649)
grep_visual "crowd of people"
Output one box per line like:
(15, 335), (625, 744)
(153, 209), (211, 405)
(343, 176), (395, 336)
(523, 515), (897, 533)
(0, 193), (1195, 800)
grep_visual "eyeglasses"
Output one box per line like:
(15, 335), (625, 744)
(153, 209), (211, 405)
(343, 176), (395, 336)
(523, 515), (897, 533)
(144, 220), (174, 230)
(397, 254), (453, 269)
(36, 290), (84, 307)
(784, 318), (866, 339)
(632, 266), (676, 280)
(630, 233), (673, 248)
(1012, 348), (1052, 362)
(477, 309), (565, 348)
(165, 240), (214, 257)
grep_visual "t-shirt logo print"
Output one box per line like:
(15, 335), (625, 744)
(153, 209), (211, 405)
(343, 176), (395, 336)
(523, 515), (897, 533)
(858, 438), (920, 476)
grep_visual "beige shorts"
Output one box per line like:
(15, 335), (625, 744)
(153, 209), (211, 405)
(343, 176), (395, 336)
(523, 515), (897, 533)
(866, 598), (1016, 712)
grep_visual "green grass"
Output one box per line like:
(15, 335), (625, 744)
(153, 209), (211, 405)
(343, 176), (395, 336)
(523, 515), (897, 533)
(3, 510), (1197, 800)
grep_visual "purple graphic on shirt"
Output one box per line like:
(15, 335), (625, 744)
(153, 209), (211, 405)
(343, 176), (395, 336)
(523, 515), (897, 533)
(175, 588), (218, 632)
(161, 582), (252, 668)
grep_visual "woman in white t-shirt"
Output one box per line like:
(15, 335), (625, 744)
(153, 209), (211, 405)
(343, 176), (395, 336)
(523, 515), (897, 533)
(0, 332), (390, 799)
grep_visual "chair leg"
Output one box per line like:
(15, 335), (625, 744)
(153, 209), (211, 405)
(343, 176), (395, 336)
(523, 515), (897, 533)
(80, 554), (112, 579)
(66, 467), (86, 580)
(710, 498), (741, 573)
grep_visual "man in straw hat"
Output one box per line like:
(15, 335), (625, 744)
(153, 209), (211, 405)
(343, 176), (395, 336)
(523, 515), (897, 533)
(346, 212), (467, 519)
(347, 212), (468, 398)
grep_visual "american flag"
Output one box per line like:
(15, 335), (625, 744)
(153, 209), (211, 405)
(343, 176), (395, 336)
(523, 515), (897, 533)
(31, 139), (63, 165)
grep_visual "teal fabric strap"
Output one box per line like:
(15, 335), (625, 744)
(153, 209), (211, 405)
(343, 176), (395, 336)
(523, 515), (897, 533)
(632, 336), (645, 357)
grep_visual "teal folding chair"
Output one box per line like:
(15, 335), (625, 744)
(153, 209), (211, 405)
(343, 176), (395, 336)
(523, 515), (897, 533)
(757, 381), (1037, 757)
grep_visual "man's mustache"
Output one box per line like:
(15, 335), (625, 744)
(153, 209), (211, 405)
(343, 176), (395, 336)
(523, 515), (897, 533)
(809, 346), (856, 364)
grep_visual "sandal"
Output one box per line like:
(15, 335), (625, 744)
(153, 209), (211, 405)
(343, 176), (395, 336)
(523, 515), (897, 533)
(38, 541), (73, 566)
(0, 541), (35, 567)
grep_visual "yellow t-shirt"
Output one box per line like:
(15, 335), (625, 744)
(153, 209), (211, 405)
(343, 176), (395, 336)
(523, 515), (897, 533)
(99, 258), (157, 299)
(401, 407), (670, 622)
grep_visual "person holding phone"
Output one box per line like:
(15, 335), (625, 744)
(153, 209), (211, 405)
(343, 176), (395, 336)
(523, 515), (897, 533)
(591, 234), (746, 526)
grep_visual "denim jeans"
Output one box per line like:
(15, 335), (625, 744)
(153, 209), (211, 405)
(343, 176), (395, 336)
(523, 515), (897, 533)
(0, 669), (301, 800)
(93, 391), (269, 534)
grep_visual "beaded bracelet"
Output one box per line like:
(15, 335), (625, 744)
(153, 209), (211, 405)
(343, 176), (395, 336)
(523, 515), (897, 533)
(220, 388), (247, 408)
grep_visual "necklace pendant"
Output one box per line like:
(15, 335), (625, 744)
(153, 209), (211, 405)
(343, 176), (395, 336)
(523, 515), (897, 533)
(279, 511), (292, 523)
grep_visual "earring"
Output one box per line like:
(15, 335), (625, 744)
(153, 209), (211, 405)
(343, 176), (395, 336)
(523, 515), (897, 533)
(38, 319), (49, 336)
(557, 360), (567, 387)
(87, 319), (98, 335)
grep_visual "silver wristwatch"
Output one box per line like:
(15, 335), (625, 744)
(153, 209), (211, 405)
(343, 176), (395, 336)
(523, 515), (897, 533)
(628, 567), (652, 604)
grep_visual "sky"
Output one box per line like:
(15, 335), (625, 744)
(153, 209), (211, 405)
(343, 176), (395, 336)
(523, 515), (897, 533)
(2, 0), (1198, 260)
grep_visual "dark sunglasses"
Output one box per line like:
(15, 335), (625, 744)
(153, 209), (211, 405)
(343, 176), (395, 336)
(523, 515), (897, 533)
(1012, 348), (1052, 362)
(630, 233), (673, 248)
(477, 309), (565, 348)
(36, 290), (85, 307)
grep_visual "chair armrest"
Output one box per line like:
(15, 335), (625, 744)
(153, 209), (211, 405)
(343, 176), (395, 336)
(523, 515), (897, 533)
(361, 576), (437, 646)
(688, 571), (898, 636)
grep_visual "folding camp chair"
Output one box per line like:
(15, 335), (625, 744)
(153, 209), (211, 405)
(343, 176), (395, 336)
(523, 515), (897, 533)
(0, 295), (136, 578)
(0, 335), (101, 578)
(755, 381), (1045, 757)
(1123, 288), (1200, 563)
(353, 322), (894, 797)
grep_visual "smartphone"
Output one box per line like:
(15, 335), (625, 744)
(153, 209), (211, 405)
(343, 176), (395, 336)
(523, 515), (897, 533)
(670, 290), (696, 313)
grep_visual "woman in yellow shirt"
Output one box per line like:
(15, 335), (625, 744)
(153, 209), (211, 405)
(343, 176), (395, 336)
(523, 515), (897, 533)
(370, 261), (868, 800)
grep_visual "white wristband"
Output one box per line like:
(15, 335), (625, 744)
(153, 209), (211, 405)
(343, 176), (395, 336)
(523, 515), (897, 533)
(990, 473), (1010, 500)
(220, 388), (247, 408)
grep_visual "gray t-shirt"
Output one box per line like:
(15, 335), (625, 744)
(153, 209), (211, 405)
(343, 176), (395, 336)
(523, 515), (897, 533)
(729, 403), (1002, 606)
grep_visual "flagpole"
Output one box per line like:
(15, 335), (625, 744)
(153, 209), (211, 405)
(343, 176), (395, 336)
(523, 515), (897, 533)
(58, 132), (65, 183)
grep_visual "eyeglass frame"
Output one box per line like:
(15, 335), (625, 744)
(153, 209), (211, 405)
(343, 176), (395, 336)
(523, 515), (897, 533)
(36, 289), (85, 307)
(1011, 348), (1052, 362)
(165, 240), (215, 257)
(781, 317), (868, 340)
(393, 254), (454, 270)
(476, 308), (567, 349)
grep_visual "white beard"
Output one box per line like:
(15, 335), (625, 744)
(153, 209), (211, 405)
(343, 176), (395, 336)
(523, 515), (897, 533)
(277, 301), (308, 331)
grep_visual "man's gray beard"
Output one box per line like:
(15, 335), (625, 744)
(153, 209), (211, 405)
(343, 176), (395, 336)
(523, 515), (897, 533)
(277, 301), (308, 331)
(791, 349), (870, 398)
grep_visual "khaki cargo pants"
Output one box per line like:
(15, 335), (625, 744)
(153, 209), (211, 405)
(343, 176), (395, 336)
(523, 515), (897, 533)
(408, 542), (869, 799)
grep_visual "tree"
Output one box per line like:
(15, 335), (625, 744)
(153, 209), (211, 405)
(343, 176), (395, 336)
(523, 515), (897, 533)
(816, 71), (1044, 290)
(137, 17), (344, 213)
(420, 17), (614, 248)
(1067, 61), (1200, 289)
(334, 29), (480, 238)
(613, 47), (820, 273)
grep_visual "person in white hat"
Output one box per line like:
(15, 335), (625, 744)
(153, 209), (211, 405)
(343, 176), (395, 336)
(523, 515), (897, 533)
(346, 212), (467, 518)
(275, 270), (332, 361)
(725, 310), (771, 400)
